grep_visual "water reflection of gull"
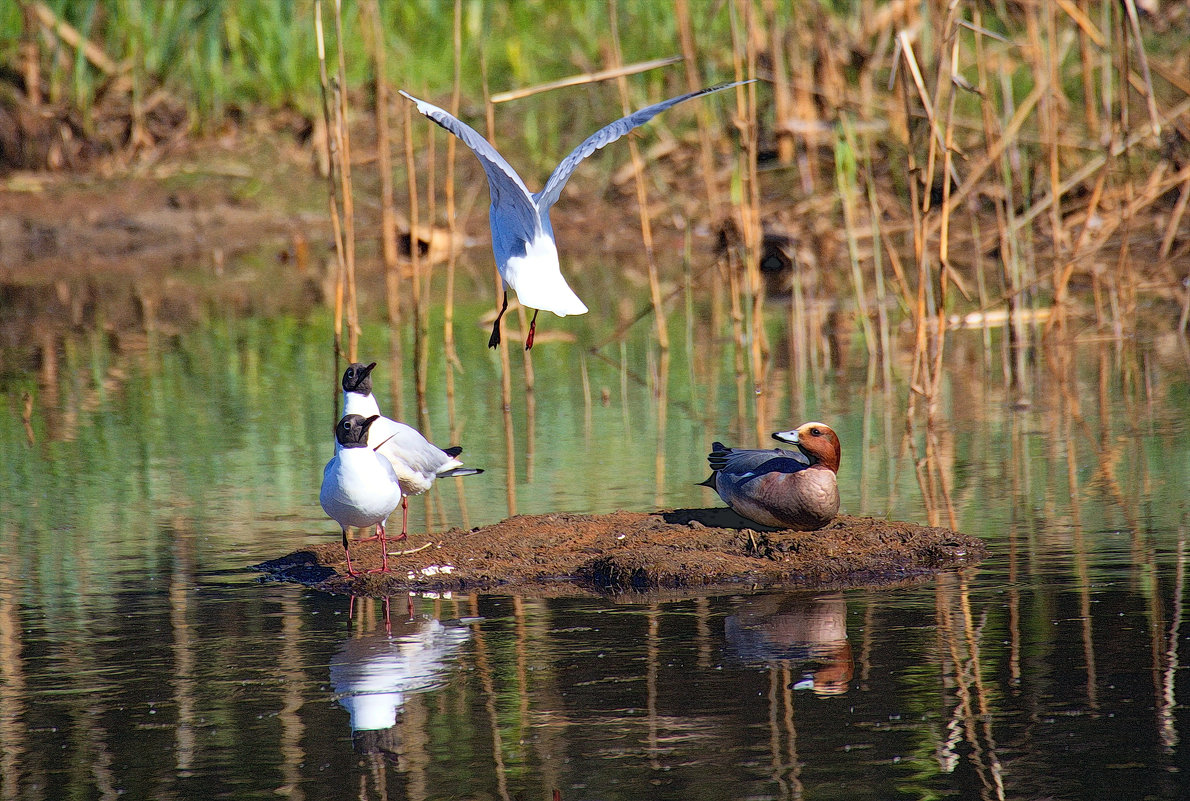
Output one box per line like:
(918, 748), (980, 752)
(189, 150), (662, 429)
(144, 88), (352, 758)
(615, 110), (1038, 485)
(330, 618), (470, 746)
(724, 592), (853, 696)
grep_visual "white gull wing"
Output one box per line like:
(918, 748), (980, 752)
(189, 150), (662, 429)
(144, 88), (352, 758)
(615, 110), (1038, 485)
(341, 388), (476, 495)
(399, 90), (541, 273)
(368, 415), (465, 496)
(399, 90), (533, 198)
(534, 80), (746, 213)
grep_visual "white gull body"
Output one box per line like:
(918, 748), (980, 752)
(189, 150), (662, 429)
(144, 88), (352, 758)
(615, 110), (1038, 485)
(320, 413), (403, 573)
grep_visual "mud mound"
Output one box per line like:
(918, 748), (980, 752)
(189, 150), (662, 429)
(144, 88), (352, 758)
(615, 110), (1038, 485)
(254, 508), (986, 597)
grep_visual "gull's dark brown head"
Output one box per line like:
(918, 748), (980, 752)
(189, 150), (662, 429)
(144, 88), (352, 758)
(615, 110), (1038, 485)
(342, 362), (378, 395)
(334, 413), (379, 448)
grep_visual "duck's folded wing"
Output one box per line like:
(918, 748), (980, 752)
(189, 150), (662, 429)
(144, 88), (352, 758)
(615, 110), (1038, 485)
(708, 446), (811, 483)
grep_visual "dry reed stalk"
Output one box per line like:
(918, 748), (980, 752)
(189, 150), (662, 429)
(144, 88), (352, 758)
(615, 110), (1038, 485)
(19, 4), (40, 106)
(1121, 0), (1161, 137)
(862, 138), (894, 390)
(465, 598), (514, 801)
(1159, 175), (1190, 262)
(442, 0), (472, 532)
(653, 348), (671, 508)
(358, 0), (404, 420)
(489, 56), (681, 104)
(1049, 164), (1109, 334)
(443, 0), (464, 427)
(402, 102), (429, 422)
(731, 0), (767, 441)
(580, 352), (593, 434)
(893, 43), (928, 422)
(314, 1), (349, 405)
(835, 119), (877, 363)
(332, 0), (359, 362)
(608, 0), (669, 355)
(1034, 2), (1071, 332)
(762, 0), (794, 165)
(672, 0), (733, 355)
(931, 5), (965, 402)
(514, 300), (537, 483)
(674, 0), (744, 424)
(971, 15), (1018, 392)
(787, 255), (808, 424)
(359, 0), (398, 276)
(476, 50), (518, 518)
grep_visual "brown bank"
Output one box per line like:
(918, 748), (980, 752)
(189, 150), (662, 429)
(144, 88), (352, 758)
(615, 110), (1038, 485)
(254, 508), (986, 597)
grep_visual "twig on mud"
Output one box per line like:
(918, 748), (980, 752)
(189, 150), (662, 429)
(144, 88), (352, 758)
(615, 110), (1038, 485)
(388, 541), (434, 557)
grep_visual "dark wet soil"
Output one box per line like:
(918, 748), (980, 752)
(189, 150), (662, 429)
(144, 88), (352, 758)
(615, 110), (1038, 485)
(253, 508), (986, 597)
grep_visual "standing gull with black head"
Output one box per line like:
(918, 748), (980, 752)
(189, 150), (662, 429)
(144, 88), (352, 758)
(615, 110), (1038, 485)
(340, 361), (482, 541)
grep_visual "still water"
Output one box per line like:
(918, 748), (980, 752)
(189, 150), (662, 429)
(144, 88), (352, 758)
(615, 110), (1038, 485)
(1, 250), (1188, 801)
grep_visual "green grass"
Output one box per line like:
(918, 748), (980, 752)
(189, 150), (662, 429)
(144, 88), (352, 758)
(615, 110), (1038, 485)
(1, 0), (739, 129)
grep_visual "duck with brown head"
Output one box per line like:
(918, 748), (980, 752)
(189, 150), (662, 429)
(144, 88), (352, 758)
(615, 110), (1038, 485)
(702, 422), (841, 531)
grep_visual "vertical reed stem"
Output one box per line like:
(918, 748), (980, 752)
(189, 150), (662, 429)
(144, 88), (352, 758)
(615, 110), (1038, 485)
(332, 0), (358, 362)
(314, 1), (349, 409)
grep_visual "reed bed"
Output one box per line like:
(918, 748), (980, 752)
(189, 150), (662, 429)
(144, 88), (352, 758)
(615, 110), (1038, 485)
(5, 1), (1188, 522)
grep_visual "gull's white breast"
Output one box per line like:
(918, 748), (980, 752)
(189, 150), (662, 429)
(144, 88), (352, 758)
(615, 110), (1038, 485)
(502, 234), (588, 317)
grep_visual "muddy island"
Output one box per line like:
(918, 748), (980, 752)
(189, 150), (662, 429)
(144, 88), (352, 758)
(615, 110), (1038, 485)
(254, 508), (986, 597)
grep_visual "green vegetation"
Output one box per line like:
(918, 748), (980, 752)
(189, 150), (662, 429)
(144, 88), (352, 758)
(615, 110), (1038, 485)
(0, 1), (733, 127)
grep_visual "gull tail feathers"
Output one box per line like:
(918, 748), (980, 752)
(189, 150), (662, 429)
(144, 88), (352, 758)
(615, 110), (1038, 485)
(438, 467), (484, 478)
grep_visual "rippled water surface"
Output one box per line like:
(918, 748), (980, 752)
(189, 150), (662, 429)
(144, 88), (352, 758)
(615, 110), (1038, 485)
(1, 253), (1188, 801)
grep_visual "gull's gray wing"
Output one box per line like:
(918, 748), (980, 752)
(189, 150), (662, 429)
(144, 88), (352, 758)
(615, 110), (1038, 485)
(400, 91), (533, 199)
(401, 91), (544, 266)
(534, 80), (746, 213)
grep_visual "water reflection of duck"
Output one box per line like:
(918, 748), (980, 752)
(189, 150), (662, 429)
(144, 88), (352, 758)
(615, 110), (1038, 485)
(725, 592), (852, 696)
(330, 618), (471, 754)
(701, 422), (841, 530)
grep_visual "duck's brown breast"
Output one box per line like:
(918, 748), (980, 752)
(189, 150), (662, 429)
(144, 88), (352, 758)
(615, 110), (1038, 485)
(744, 466), (839, 530)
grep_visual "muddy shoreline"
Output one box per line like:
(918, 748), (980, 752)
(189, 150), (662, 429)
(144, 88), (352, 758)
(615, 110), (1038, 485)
(253, 508), (986, 597)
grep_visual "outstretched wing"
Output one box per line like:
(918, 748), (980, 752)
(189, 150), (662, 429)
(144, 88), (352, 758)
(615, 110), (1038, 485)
(402, 91), (545, 269)
(400, 91), (534, 200)
(534, 80), (746, 213)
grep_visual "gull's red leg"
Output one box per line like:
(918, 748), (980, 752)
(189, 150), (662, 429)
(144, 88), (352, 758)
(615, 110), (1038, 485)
(525, 308), (540, 350)
(368, 521), (391, 574)
(394, 496), (409, 542)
